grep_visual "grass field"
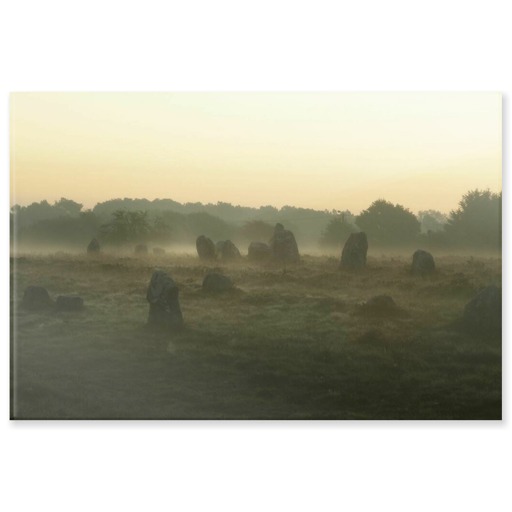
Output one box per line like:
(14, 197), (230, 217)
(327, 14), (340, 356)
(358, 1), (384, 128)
(10, 250), (502, 420)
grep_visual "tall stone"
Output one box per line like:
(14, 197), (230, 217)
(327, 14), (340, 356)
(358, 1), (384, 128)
(411, 249), (435, 276)
(269, 223), (300, 264)
(463, 285), (501, 337)
(218, 240), (241, 261)
(22, 286), (53, 310)
(146, 270), (183, 331)
(196, 235), (216, 261)
(340, 232), (368, 269)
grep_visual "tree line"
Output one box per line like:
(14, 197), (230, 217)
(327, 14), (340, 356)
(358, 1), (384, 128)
(10, 189), (501, 252)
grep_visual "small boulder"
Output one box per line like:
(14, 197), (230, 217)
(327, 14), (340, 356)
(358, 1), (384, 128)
(248, 242), (272, 262)
(269, 223), (299, 264)
(153, 247), (166, 255)
(202, 273), (233, 293)
(340, 232), (368, 269)
(411, 249), (435, 276)
(358, 295), (399, 316)
(196, 235), (216, 261)
(146, 270), (184, 331)
(462, 285), (501, 337)
(56, 295), (84, 311)
(87, 238), (100, 255)
(135, 244), (148, 255)
(22, 286), (53, 310)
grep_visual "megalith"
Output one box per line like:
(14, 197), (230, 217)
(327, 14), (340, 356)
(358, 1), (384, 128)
(411, 249), (435, 276)
(340, 232), (368, 269)
(146, 270), (184, 331)
(21, 286), (53, 310)
(462, 285), (501, 337)
(269, 223), (299, 264)
(196, 235), (216, 261)
(218, 240), (241, 261)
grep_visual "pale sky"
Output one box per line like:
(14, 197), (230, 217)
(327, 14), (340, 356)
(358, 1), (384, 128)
(10, 92), (502, 214)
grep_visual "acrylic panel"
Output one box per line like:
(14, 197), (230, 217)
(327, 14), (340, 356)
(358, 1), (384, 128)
(10, 92), (502, 419)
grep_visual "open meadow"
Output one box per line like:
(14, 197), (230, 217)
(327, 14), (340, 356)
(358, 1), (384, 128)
(10, 249), (502, 420)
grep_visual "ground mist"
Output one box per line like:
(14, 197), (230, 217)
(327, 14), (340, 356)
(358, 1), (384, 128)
(10, 251), (501, 419)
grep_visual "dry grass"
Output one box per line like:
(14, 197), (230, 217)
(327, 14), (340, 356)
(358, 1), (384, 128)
(10, 250), (502, 419)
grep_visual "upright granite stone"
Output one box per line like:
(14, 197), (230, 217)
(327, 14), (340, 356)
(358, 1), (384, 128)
(269, 223), (300, 264)
(411, 249), (435, 276)
(202, 272), (233, 293)
(196, 235), (216, 261)
(248, 242), (272, 262)
(463, 285), (501, 337)
(218, 240), (241, 261)
(87, 238), (100, 255)
(340, 232), (368, 269)
(22, 286), (53, 310)
(146, 270), (184, 331)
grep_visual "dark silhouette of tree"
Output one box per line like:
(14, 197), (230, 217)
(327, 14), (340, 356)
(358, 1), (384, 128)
(186, 212), (234, 241)
(54, 198), (83, 216)
(444, 189), (501, 250)
(151, 215), (173, 244)
(236, 220), (275, 243)
(417, 210), (448, 234)
(320, 212), (357, 248)
(100, 210), (151, 245)
(356, 199), (420, 246)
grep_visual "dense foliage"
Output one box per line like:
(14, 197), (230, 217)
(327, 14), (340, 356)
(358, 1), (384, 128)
(10, 189), (501, 252)
(356, 200), (421, 246)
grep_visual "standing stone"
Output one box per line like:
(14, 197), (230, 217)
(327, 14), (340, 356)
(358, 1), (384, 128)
(248, 242), (272, 262)
(135, 244), (148, 255)
(196, 235), (216, 261)
(463, 285), (501, 337)
(218, 240), (241, 261)
(411, 249), (435, 275)
(22, 286), (53, 310)
(340, 232), (368, 269)
(202, 272), (233, 293)
(269, 223), (300, 264)
(87, 238), (100, 255)
(146, 271), (183, 331)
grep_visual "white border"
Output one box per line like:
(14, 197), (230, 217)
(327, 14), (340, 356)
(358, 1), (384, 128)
(1, 1), (510, 511)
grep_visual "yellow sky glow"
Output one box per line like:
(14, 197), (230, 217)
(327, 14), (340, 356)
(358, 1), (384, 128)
(10, 92), (502, 214)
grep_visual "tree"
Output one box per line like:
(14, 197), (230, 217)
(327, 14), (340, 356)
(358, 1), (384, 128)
(54, 198), (83, 216)
(319, 212), (357, 248)
(356, 199), (420, 246)
(151, 215), (173, 245)
(236, 220), (275, 243)
(100, 210), (151, 245)
(417, 210), (448, 234)
(444, 189), (501, 250)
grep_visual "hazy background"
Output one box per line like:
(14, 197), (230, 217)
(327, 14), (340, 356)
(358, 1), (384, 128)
(10, 92), (501, 214)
